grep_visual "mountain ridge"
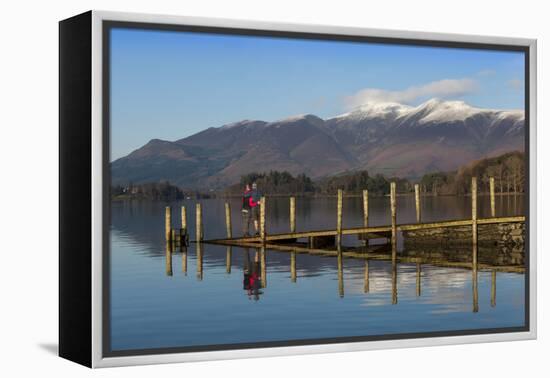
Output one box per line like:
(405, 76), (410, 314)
(111, 99), (525, 188)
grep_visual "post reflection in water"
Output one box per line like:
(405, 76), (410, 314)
(196, 242), (203, 281)
(243, 248), (264, 301)
(472, 241), (478, 313)
(260, 246), (267, 289)
(391, 260), (398, 305)
(416, 263), (421, 297)
(168, 242), (514, 309)
(290, 251), (297, 283)
(181, 244), (187, 275)
(158, 220), (524, 314)
(491, 270), (497, 307)
(165, 242), (173, 277)
(337, 244), (344, 298)
(363, 260), (369, 294)
(225, 246), (232, 274)
(391, 240), (397, 305)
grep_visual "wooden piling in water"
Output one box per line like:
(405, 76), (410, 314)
(291, 251), (297, 283)
(390, 182), (397, 250)
(337, 189), (343, 245)
(362, 190), (369, 228)
(225, 202), (232, 239)
(490, 177), (496, 217)
(180, 206), (187, 243)
(196, 203), (203, 243)
(260, 197), (266, 243)
(165, 206), (172, 242)
(414, 184), (421, 223)
(290, 197), (296, 233)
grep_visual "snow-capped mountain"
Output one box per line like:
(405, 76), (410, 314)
(111, 99), (524, 188)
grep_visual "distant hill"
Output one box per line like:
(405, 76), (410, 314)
(111, 98), (524, 189)
(420, 151), (525, 195)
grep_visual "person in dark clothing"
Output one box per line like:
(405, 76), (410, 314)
(250, 182), (262, 236)
(242, 184), (253, 237)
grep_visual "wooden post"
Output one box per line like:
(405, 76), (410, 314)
(165, 206), (172, 242)
(490, 177), (496, 217)
(337, 189), (343, 245)
(414, 184), (421, 223)
(225, 246), (232, 274)
(362, 190), (369, 228)
(180, 206), (187, 244)
(390, 182), (397, 251)
(290, 197), (296, 233)
(362, 190), (369, 246)
(196, 203), (203, 243)
(260, 196), (266, 243)
(364, 259), (369, 293)
(181, 205), (187, 230)
(491, 270), (496, 307)
(416, 263), (421, 297)
(224, 202), (232, 239)
(291, 251), (297, 283)
(471, 177), (478, 265)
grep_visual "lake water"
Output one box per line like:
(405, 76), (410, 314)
(109, 194), (526, 352)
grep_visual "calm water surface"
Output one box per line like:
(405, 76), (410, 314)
(110, 195), (525, 351)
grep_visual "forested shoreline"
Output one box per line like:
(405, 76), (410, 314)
(111, 151), (525, 201)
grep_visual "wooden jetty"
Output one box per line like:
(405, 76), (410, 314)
(161, 176), (523, 312)
(163, 177), (525, 266)
(203, 215), (524, 246)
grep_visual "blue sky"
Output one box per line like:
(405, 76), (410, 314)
(110, 28), (525, 160)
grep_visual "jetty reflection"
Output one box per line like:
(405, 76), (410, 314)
(163, 240), (523, 312)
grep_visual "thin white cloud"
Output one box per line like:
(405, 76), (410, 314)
(477, 69), (496, 77)
(508, 78), (524, 91)
(344, 78), (478, 109)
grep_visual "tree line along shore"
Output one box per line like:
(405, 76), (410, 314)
(111, 151), (525, 201)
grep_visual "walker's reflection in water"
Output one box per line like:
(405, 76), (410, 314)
(242, 248), (264, 301)
(163, 241), (522, 313)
